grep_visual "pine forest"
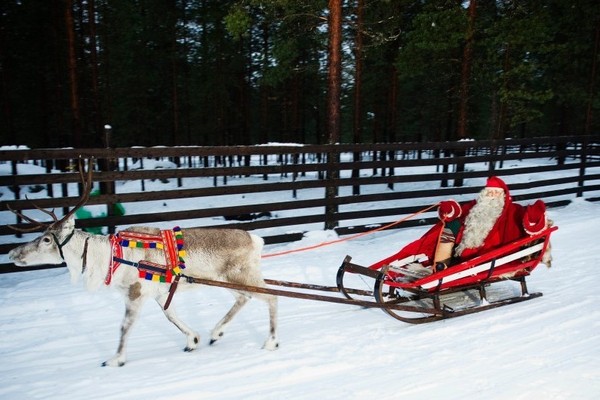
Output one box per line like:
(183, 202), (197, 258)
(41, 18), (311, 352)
(1, 0), (599, 148)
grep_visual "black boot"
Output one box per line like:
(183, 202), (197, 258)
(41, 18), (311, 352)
(435, 262), (448, 272)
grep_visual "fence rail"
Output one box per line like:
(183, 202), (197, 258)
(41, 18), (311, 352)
(1, 135), (599, 272)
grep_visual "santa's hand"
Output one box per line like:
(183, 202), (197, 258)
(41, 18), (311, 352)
(523, 199), (546, 235)
(438, 200), (462, 222)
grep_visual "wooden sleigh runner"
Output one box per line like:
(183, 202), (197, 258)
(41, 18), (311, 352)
(336, 225), (558, 324)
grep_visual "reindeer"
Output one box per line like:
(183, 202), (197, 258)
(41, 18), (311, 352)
(7, 159), (278, 367)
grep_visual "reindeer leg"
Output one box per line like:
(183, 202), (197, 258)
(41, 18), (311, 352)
(209, 291), (250, 345)
(156, 294), (201, 352)
(102, 296), (144, 367)
(260, 294), (279, 350)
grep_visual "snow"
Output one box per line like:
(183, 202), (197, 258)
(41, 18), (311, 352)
(1, 156), (599, 399)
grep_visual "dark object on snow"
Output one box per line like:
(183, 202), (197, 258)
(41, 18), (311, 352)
(224, 212), (272, 221)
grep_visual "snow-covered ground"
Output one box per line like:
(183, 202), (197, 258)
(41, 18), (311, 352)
(0, 156), (599, 399)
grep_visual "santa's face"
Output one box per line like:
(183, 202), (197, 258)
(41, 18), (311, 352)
(484, 187), (504, 198)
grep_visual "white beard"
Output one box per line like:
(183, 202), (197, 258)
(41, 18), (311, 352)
(455, 191), (505, 257)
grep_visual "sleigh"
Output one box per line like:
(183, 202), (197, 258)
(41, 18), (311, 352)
(335, 225), (558, 323)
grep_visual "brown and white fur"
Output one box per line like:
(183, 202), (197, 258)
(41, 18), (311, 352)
(8, 217), (279, 367)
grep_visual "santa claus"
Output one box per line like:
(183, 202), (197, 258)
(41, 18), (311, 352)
(368, 176), (549, 273)
(435, 176), (548, 270)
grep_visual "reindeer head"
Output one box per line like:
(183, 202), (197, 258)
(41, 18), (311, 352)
(8, 217), (77, 266)
(7, 158), (94, 269)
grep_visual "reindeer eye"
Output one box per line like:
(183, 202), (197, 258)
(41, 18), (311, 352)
(42, 236), (52, 244)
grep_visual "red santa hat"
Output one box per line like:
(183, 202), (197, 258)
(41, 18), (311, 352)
(523, 200), (547, 235)
(485, 176), (508, 192)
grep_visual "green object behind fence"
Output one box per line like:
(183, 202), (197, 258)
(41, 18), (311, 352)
(75, 189), (125, 234)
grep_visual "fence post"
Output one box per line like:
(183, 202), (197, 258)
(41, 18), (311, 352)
(454, 142), (465, 187)
(175, 156), (182, 187)
(387, 150), (395, 190)
(352, 147), (360, 195)
(139, 158), (145, 191)
(440, 148), (449, 188)
(10, 160), (22, 238)
(101, 124), (116, 233)
(488, 142), (497, 173)
(324, 145), (339, 230)
(45, 160), (54, 197)
(292, 152), (299, 199)
(577, 136), (589, 197)
(263, 154), (268, 180)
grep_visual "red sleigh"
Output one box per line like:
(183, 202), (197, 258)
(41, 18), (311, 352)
(336, 224), (558, 323)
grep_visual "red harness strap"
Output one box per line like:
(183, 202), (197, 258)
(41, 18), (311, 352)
(161, 229), (177, 270)
(105, 234), (123, 285)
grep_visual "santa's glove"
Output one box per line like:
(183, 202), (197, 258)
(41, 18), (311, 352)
(523, 200), (547, 235)
(438, 200), (462, 222)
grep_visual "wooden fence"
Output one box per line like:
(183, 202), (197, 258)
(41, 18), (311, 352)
(1, 135), (599, 272)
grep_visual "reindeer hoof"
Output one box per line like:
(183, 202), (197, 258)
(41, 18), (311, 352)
(209, 331), (224, 345)
(184, 334), (200, 352)
(102, 356), (126, 367)
(263, 336), (279, 351)
(102, 360), (125, 367)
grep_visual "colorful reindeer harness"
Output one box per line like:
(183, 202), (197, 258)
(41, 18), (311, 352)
(106, 226), (186, 285)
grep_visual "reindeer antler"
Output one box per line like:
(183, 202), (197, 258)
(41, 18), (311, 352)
(50, 157), (95, 227)
(6, 202), (54, 232)
(7, 157), (95, 232)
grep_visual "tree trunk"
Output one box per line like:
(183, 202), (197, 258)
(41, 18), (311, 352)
(327, 0), (342, 145)
(87, 0), (102, 143)
(0, 22), (14, 143)
(291, 71), (300, 144)
(585, 21), (600, 135)
(325, 0), (342, 230)
(180, 0), (192, 145)
(386, 66), (398, 189)
(457, 0), (477, 140)
(99, 1), (112, 129)
(169, 1), (180, 146)
(455, 0), (476, 187)
(171, 48), (180, 146)
(387, 66), (398, 143)
(352, 0), (364, 195)
(260, 20), (270, 146)
(495, 43), (511, 140)
(64, 0), (82, 147)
